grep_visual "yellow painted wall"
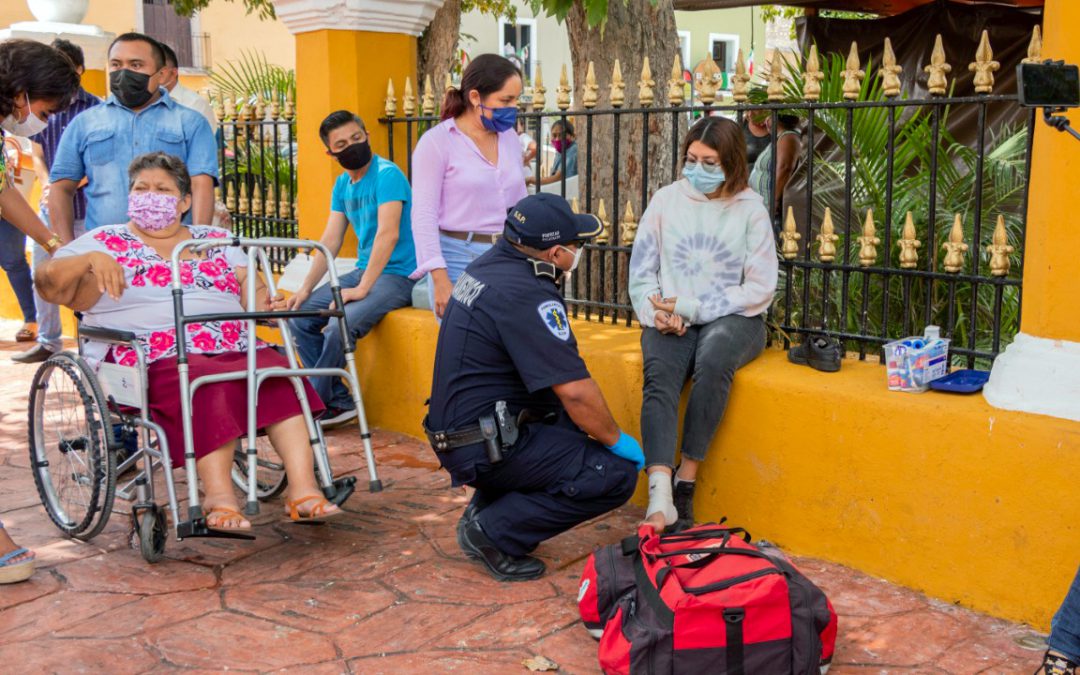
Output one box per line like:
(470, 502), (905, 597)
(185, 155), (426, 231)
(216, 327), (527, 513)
(354, 309), (1080, 629)
(0, 0), (135, 31)
(196, 3), (294, 70)
(1021, 0), (1080, 342)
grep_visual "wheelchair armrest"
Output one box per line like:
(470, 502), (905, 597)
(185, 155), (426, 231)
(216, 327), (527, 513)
(78, 325), (139, 344)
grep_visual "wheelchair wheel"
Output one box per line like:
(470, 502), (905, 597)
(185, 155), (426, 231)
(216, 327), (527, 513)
(135, 505), (167, 564)
(231, 435), (287, 500)
(28, 352), (117, 540)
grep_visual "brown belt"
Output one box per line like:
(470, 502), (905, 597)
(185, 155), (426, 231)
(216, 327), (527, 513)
(440, 230), (500, 244)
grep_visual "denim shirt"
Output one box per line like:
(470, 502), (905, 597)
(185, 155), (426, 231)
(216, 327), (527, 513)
(49, 88), (219, 228)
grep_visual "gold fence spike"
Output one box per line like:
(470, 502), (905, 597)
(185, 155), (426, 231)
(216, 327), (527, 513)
(403, 77), (416, 116)
(421, 74), (436, 115)
(270, 87), (282, 121)
(697, 51), (721, 105)
(732, 48), (750, 103)
(969, 30), (1000, 94)
(842, 42), (865, 101)
(583, 62), (599, 109)
(222, 93), (235, 122)
(570, 197), (579, 213)
(212, 91), (225, 121)
(857, 209), (880, 267)
(880, 38), (903, 98)
(226, 181), (237, 212)
(767, 50), (786, 102)
(279, 190), (291, 219)
(284, 87), (295, 121)
(780, 206), (801, 260)
(557, 64), (572, 111)
(926, 34), (952, 96)
(817, 208), (839, 262)
(444, 72), (453, 93)
(620, 201), (638, 246)
(1023, 25), (1043, 64)
(239, 97), (252, 123)
(610, 59), (626, 108)
(941, 214), (969, 273)
(251, 182), (263, 216)
(595, 198), (610, 244)
(897, 212), (921, 269)
(638, 57), (655, 107)
(532, 64), (547, 111)
(803, 44), (824, 101)
(384, 79), (397, 118)
(238, 181), (249, 214)
(667, 54), (685, 106)
(254, 93), (265, 122)
(987, 215), (1014, 276)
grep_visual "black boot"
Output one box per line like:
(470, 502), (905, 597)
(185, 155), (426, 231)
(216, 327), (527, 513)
(671, 476), (696, 532)
(455, 491), (490, 552)
(459, 518), (546, 581)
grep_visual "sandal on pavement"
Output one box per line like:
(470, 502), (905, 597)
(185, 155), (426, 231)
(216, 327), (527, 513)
(286, 495), (341, 523)
(205, 506), (252, 533)
(0, 547), (36, 584)
(14, 326), (36, 342)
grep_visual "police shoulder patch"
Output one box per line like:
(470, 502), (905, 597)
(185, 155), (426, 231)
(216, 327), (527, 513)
(537, 300), (571, 341)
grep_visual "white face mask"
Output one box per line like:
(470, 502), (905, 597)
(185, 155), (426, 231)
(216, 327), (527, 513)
(558, 244), (584, 273)
(1, 93), (47, 137)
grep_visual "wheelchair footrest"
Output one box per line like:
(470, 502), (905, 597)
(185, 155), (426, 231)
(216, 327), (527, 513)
(176, 518), (256, 541)
(323, 476), (357, 506)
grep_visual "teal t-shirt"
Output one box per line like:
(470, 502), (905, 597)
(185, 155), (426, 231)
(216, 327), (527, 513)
(329, 155), (417, 277)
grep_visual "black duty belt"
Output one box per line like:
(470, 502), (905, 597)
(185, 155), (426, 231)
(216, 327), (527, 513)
(423, 404), (556, 464)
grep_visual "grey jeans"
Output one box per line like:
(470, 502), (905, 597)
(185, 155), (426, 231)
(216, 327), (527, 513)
(640, 313), (767, 468)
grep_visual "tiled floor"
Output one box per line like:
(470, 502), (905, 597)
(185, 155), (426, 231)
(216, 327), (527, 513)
(0, 327), (1048, 673)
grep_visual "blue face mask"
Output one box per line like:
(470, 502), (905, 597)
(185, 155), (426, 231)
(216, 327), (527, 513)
(479, 103), (517, 133)
(682, 160), (725, 194)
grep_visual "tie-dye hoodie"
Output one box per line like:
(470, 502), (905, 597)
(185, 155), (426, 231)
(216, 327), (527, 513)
(628, 179), (778, 328)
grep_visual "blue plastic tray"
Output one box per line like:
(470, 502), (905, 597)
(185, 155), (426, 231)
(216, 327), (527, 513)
(929, 369), (990, 394)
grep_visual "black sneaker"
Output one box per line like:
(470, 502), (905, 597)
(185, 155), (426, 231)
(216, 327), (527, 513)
(1039, 650), (1079, 675)
(787, 337), (842, 372)
(319, 406), (358, 429)
(671, 476), (696, 533)
(11, 344), (55, 364)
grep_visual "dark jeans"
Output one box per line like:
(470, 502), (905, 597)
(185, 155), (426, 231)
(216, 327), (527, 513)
(640, 313), (767, 468)
(289, 270), (415, 410)
(0, 218), (36, 323)
(1051, 565), (1080, 661)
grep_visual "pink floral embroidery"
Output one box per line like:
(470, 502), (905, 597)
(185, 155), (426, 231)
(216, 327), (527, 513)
(190, 331), (216, 352)
(103, 235), (129, 253)
(179, 263), (194, 285)
(113, 345), (139, 367)
(145, 264), (171, 287)
(198, 260), (220, 277)
(131, 275), (146, 287)
(206, 230), (228, 239)
(220, 322), (239, 348)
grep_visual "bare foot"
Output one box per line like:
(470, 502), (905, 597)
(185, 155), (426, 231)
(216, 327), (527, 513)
(202, 495), (251, 530)
(0, 526), (35, 565)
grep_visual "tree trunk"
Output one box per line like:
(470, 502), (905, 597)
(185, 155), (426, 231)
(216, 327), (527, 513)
(565, 0), (680, 320)
(417, 0), (463, 99)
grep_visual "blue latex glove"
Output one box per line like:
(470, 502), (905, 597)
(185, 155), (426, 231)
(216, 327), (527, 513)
(606, 431), (645, 472)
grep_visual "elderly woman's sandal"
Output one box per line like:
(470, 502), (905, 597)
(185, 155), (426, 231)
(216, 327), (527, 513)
(0, 547), (36, 584)
(286, 496), (341, 523)
(205, 507), (252, 532)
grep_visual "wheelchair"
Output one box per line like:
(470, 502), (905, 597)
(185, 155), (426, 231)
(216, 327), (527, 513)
(27, 237), (382, 562)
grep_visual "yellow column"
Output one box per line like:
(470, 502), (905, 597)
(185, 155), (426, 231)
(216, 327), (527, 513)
(82, 69), (107, 98)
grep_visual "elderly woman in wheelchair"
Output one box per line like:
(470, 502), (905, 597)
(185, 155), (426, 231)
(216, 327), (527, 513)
(34, 152), (342, 534)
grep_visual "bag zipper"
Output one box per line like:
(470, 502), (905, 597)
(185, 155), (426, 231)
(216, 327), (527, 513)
(682, 567), (781, 595)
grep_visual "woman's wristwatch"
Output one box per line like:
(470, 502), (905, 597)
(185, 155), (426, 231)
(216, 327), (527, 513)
(43, 235), (62, 254)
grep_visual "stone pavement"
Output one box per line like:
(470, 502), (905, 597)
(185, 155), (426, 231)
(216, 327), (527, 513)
(0, 328), (1050, 674)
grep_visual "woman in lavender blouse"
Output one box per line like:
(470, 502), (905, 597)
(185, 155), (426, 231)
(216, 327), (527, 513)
(409, 54), (527, 317)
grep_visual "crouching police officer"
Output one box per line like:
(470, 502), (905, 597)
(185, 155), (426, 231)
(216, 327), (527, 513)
(424, 193), (645, 582)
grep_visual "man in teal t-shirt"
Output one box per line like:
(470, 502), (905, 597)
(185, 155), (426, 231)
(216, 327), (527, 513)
(289, 110), (417, 426)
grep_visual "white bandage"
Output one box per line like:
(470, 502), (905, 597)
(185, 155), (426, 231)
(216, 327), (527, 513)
(646, 472), (678, 526)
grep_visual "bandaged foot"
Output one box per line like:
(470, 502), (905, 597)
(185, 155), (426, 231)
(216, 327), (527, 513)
(645, 471), (678, 528)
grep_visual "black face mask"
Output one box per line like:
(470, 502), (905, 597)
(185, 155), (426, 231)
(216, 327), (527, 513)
(333, 140), (372, 171)
(110, 68), (154, 109)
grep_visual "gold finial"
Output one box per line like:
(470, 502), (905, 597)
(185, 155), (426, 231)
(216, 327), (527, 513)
(532, 64), (547, 111)
(638, 57), (655, 107)
(897, 212), (921, 269)
(609, 59), (625, 108)
(816, 208), (839, 262)
(987, 215), (1014, 276)
(667, 54), (685, 106)
(941, 213), (969, 273)
(384, 79), (397, 118)
(270, 87), (281, 121)
(421, 74), (436, 115)
(925, 34), (952, 96)
(803, 45), (824, 101)
(279, 189), (291, 219)
(620, 201), (638, 246)
(880, 38), (903, 98)
(284, 87), (295, 121)
(969, 30), (1000, 94)
(842, 42), (865, 101)
(1023, 25), (1043, 64)
(239, 97), (252, 124)
(857, 209), (880, 267)
(254, 93), (266, 122)
(696, 51), (722, 105)
(403, 77), (416, 116)
(595, 199), (610, 244)
(583, 62), (599, 109)
(226, 181), (237, 212)
(237, 181), (248, 214)
(557, 64), (572, 111)
(767, 50), (786, 102)
(570, 197), (579, 213)
(222, 93), (235, 122)
(780, 207), (801, 260)
(732, 48), (751, 103)
(251, 182), (263, 217)
(212, 91), (225, 121)
(444, 72), (453, 93)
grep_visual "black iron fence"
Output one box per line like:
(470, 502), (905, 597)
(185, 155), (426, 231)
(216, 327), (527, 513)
(385, 33), (1034, 365)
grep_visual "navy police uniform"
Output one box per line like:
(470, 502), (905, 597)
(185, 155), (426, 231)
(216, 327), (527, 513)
(425, 194), (638, 576)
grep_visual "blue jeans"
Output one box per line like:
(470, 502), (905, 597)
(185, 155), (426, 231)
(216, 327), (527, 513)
(32, 215), (86, 351)
(425, 233), (493, 316)
(290, 270), (415, 410)
(0, 219), (36, 323)
(1051, 565), (1080, 661)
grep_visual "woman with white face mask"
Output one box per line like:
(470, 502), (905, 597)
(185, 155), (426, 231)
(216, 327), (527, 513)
(0, 40), (80, 260)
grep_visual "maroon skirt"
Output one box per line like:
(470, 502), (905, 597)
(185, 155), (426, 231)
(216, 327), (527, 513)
(146, 349), (325, 466)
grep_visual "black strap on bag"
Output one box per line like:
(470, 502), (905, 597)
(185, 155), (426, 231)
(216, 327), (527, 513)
(724, 607), (746, 675)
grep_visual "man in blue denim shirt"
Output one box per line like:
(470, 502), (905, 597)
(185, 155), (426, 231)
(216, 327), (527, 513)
(47, 33), (217, 242)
